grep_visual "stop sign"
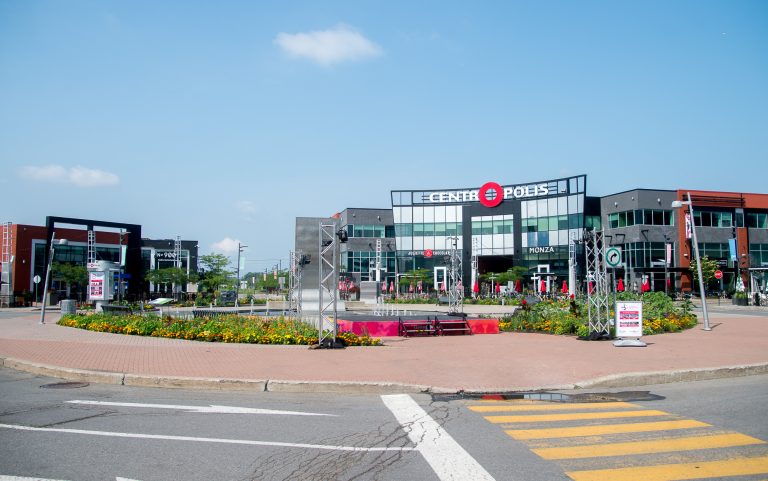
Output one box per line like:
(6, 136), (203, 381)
(714, 270), (723, 279)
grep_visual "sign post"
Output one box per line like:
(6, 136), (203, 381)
(613, 300), (646, 347)
(33, 275), (41, 307)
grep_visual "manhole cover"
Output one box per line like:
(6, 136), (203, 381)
(40, 382), (90, 389)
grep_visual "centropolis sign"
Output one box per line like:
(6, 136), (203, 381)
(425, 181), (550, 207)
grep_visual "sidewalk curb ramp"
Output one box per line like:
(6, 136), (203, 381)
(2, 356), (768, 394)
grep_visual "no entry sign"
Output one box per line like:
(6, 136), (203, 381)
(714, 270), (723, 279)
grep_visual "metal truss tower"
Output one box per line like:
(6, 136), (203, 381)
(374, 239), (382, 282)
(1, 222), (11, 307)
(585, 229), (611, 336)
(288, 250), (303, 319)
(173, 235), (182, 299)
(447, 236), (463, 315)
(87, 229), (96, 264)
(471, 237), (478, 298)
(317, 223), (339, 346)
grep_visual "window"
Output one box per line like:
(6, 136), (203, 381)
(747, 213), (768, 229)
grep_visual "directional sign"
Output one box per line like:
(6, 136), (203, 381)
(606, 247), (623, 268)
(714, 270), (723, 279)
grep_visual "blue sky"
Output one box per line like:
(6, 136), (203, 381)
(1, 0), (766, 272)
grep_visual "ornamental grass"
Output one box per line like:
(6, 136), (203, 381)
(499, 292), (697, 336)
(58, 313), (381, 346)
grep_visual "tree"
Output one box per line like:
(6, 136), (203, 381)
(145, 267), (193, 289)
(198, 254), (234, 293)
(52, 262), (87, 299)
(398, 269), (433, 290)
(690, 255), (718, 287)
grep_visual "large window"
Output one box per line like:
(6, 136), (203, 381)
(472, 214), (514, 255)
(747, 213), (768, 229)
(347, 224), (392, 238)
(345, 251), (396, 280)
(520, 195), (583, 249)
(693, 210), (733, 228)
(607, 209), (673, 229)
(624, 242), (676, 268)
(750, 244), (768, 266)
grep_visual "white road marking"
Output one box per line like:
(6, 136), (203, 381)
(66, 400), (336, 416)
(0, 423), (415, 452)
(0, 476), (70, 481)
(381, 394), (497, 481)
(115, 478), (143, 481)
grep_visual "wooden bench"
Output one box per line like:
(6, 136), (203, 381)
(399, 317), (438, 337)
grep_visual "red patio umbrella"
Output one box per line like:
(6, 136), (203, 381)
(348, 281), (355, 290)
(667, 277), (671, 288)
(495, 282), (501, 294)
(409, 284), (414, 293)
(588, 281), (594, 294)
(561, 280), (568, 293)
(418, 281), (423, 293)
(389, 281), (395, 293)
(381, 281), (386, 292)
(473, 281), (480, 294)
(441, 281), (446, 292)
(515, 279), (521, 293)
(617, 278), (625, 292)
(642, 279), (650, 292)
(540, 280), (546, 293)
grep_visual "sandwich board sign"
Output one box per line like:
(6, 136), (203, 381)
(614, 300), (646, 347)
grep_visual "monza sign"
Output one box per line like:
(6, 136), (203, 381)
(425, 181), (551, 207)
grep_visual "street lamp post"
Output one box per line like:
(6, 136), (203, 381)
(40, 233), (67, 325)
(236, 243), (248, 300)
(672, 192), (711, 331)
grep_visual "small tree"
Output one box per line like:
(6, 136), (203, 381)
(690, 255), (718, 288)
(198, 254), (234, 293)
(52, 262), (87, 299)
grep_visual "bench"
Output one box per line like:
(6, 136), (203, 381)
(101, 304), (133, 315)
(399, 317), (438, 337)
(192, 309), (239, 319)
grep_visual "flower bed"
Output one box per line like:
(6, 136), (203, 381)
(58, 313), (381, 346)
(499, 292), (697, 336)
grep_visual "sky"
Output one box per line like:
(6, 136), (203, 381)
(1, 0), (766, 273)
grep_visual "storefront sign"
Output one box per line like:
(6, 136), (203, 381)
(425, 181), (550, 206)
(615, 301), (643, 338)
(406, 250), (450, 257)
(528, 246), (555, 254)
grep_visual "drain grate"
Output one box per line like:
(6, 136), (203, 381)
(40, 382), (90, 389)
(432, 390), (665, 403)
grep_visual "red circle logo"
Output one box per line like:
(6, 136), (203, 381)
(479, 182), (504, 208)
(424, 249), (433, 258)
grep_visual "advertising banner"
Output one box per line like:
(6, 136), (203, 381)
(615, 301), (643, 338)
(89, 272), (106, 301)
(728, 238), (737, 261)
(685, 214), (692, 239)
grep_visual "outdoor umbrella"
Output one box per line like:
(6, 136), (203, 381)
(515, 279), (522, 293)
(540, 280), (546, 293)
(617, 278), (625, 292)
(473, 281), (480, 294)
(667, 277), (671, 289)
(495, 282), (501, 294)
(418, 281), (423, 293)
(441, 281), (446, 292)
(409, 284), (414, 293)
(561, 280), (568, 293)
(642, 279), (650, 292)
(588, 281), (594, 294)
(389, 281), (395, 293)
(381, 281), (386, 293)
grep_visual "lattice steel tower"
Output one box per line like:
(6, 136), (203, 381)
(317, 223), (339, 347)
(585, 229), (611, 336)
(447, 236), (463, 314)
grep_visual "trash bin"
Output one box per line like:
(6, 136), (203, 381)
(61, 299), (77, 315)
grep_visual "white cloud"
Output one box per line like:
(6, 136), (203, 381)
(235, 200), (258, 221)
(211, 237), (242, 255)
(274, 25), (382, 66)
(19, 164), (119, 187)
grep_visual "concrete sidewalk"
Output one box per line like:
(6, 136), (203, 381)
(0, 309), (766, 393)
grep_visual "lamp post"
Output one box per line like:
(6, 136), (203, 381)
(672, 193), (711, 331)
(236, 243), (247, 299)
(40, 233), (67, 325)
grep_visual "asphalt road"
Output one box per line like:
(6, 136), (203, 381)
(1, 368), (767, 481)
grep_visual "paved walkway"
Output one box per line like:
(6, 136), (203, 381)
(0, 308), (766, 393)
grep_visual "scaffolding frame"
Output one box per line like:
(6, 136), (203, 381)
(317, 223), (339, 347)
(288, 250), (303, 319)
(1, 222), (11, 307)
(447, 236), (463, 314)
(585, 229), (611, 336)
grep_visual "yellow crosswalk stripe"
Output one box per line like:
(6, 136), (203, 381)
(566, 455), (768, 481)
(486, 409), (668, 424)
(469, 402), (637, 412)
(506, 419), (710, 440)
(533, 433), (766, 459)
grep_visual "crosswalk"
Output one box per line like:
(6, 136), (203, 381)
(468, 398), (768, 481)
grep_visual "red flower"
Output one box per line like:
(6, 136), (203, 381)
(521, 299), (527, 306)
(570, 294), (575, 300)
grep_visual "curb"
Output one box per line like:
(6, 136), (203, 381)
(2, 356), (767, 394)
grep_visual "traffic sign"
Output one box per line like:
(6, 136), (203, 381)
(606, 247), (623, 268)
(33, 275), (41, 284)
(714, 270), (723, 279)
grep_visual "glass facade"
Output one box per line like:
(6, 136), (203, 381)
(693, 210), (733, 228)
(391, 175), (591, 281)
(623, 242), (676, 269)
(749, 244), (768, 266)
(607, 209), (674, 228)
(747, 212), (768, 229)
